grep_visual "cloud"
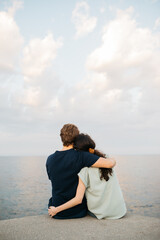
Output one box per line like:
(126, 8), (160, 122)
(87, 7), (159, 72)
(100, 7), (105, 14)
(0, 4), (23, 72)
(0, 2), (160, 155)
(19, 69), (62, 109)
(154, 17), (160, 30)
(86, 7), (160, 91)
(20, 5), (159, 147)
(64, 7), (160, 136)
(22, 33), (63, 77)
(7, 0), (23, 17)
(0, 1), (63, 138)
(72, 1), (97, 38)
(20, 33), (63, 114)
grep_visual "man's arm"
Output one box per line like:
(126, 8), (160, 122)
(91, 157), (116, 168)
(46, 161), (50, 180)
(48, 177), (86, 217)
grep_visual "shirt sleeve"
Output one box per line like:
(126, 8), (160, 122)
(81, 151), (99, 168)
(78, 167), (89, 188)
(46, 156), (51, 180)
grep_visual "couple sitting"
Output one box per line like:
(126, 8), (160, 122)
(46, 123), (126, 219)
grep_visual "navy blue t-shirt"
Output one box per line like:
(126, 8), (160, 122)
(46, 149), (99, 219)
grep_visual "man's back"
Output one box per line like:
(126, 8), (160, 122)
(46, 149), (99, 219)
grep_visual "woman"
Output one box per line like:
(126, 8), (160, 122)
(48, 134), (127, 219)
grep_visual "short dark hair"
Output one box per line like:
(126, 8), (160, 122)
(60, 124), (79, 146)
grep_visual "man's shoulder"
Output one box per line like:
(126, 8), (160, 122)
(48, 152), (57, 158)
(78, 150), (95, 157)
(46, 152), (57, 164)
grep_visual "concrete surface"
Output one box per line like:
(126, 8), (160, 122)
(0, 214), (160, 240)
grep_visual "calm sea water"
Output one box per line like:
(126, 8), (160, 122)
(0, 155), (160, 220)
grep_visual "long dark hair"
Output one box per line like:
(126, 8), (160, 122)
(74, 134), (112, 181)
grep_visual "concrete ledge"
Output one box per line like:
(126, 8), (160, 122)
(0, 214), (160, 240)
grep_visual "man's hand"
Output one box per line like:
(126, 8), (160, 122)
(48, 206), (57, 217)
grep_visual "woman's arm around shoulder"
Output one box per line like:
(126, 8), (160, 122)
(48, 177), (86, 217)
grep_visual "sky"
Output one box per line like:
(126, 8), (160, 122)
(0, 0), (160, 156)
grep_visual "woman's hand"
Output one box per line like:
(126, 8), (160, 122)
(48, 206), (57, 217)
(47, 178), (86, 217)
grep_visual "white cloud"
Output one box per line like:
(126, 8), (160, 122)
(22, 33), (63, 77)
(0, 5), (23, 72)
(0, 1), (63, 136)
(20, 33), (63, 112)
(0, 2), (160, 155)
(20, 5), (159, 148)
(21, 86), (41, 107)
(72, 1), (97, 38)
(100, 7), (105, 14)
(86, 7), (160, 91)
(154, 17), (160, 30)
(19, 69), (62, 110)
(64, 7), (160, 136)
(7, 0), (23, 17)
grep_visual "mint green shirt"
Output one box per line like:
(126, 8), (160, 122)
(78, 168), (127, 219)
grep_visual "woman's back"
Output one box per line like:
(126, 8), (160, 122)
(78, 167), (127, 219)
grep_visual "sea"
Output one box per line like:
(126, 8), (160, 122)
(0, 155), (160, 220)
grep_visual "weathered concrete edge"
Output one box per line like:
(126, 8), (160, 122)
(0, 214), (160, 240)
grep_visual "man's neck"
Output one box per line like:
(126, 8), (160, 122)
(61, 145), (73, 151)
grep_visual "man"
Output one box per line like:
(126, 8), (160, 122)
(46, 123), (116, 219)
